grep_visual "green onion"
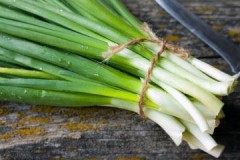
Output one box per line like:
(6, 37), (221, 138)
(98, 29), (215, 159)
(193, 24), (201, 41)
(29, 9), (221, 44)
(0, 37), (194, 122)
(0, 67), (59, 79)
(0, 0), (238, 157)
(0, 85), (186, 145)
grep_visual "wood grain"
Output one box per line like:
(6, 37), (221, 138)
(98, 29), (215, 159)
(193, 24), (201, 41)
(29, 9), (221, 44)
(0, 0), (240, 159)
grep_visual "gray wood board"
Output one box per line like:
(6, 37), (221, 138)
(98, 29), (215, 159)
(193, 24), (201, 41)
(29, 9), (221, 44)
(0, 0), (240, 159)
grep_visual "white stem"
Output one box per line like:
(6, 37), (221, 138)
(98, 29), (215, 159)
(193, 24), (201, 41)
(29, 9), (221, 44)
(146, 87), (193, 122)
(110, 99), (185, 145)
(207, 119), (220, 135)
(183, 131), (224, 158)
(159, 58), (233, 96)
(151, 68), (223, 115)
(182, 120), (218, 151)
(145, 108), (185, 146)
(162, 52), (215, 82)
(193, 101), (218, 119)
(188, 57), (235, 82)
(193, 101), (220, 134)
(155, 82), (209, 132)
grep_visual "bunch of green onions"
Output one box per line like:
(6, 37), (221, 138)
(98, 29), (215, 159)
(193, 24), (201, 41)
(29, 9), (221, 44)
(0, 0), (239, 157)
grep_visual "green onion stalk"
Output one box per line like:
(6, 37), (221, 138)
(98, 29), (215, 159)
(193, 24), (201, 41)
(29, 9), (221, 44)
(0, 0), (238, 157)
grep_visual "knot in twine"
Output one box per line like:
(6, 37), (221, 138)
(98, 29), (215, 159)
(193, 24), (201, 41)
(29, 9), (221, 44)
(102, 22), (191, 117)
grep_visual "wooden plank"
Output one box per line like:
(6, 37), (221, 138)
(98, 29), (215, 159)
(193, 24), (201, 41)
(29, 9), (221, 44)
(0, 0), (239, 159)
(0, 97), (239, 160)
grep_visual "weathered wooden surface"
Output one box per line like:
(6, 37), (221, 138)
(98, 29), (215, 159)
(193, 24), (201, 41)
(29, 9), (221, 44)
(0, 0), (240, 159)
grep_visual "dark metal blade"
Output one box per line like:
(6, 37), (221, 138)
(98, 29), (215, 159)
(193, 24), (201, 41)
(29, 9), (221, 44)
(155, 0), (240, 73)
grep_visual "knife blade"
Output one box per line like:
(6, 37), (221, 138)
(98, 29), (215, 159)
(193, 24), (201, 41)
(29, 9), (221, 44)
(155, 0), (240, 73)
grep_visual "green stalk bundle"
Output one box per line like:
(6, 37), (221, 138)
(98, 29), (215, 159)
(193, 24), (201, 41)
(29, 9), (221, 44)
(0, 0), (238, 157)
